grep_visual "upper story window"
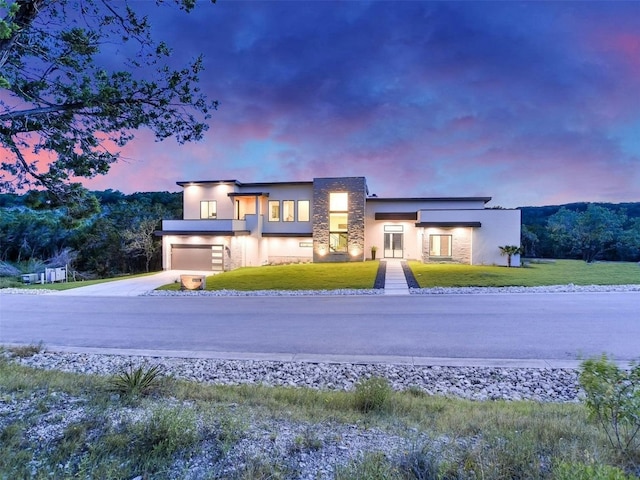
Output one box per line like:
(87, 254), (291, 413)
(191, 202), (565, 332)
(282, 200), (295, 222)
(200, 200), (217, 219)
(297, 200), (310, 222)
(329, 192), (348, 212)
(268, 200), (280, 222)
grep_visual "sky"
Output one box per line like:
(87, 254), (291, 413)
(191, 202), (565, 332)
(80, 1), (640, 208)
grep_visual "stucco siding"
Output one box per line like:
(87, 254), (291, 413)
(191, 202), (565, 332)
(471, 209), (522, 266)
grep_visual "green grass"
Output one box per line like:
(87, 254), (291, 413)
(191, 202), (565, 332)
(0, 271), (158, 291)
(1, 354), (638, 479)
(408, 259), (640, 288)
(160, 261), (381, 291)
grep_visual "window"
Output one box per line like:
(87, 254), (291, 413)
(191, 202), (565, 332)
(329, 192), (348, 252)
(297, 200), (310, 222)
(200, 200), (217, 219)
(429, 234), (452, 257)
(282, 200), (295, 222)
(329, 192), (348, 211)
(268, 200), (280, 222)
(330, 232), (348, 253)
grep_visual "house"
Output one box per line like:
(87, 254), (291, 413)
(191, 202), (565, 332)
(157, 176), (521, 271)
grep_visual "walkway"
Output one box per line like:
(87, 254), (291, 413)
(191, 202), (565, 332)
(382, 259), (410, 295)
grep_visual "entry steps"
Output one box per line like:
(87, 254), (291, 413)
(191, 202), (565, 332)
(383, 259), (410, 295)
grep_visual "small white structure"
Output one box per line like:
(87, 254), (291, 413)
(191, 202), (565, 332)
(157, 176), (521, 271)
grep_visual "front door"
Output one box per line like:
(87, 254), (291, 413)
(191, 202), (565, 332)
(384, 232), (403, 258)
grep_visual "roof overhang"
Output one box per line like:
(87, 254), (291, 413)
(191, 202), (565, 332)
(227, 192), (269, 198)
(374, 212), (418, 221)
(415, 222), (482, 228)
(261, 232), (313, 238)
(154, 230), (251, 236)
(368, 196), (492, 203)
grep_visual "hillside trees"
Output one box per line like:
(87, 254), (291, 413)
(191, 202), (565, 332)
(547, 205), (627, 263)
(0, 191), (180, 276)
(0, 0), (216, 200)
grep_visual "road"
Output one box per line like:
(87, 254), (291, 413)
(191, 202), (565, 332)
(1, 292), (638, 366)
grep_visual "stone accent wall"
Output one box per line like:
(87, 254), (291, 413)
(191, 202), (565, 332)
(313, 177), (366, 263)
(422, 228), (472, 264)
(227, 238), (243, 271)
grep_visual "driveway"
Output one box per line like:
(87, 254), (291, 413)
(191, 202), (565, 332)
(51, 270), (209, 296)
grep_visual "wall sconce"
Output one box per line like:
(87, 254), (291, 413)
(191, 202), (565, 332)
(318, 245), (327, 256)
(349, 246), (360, 256)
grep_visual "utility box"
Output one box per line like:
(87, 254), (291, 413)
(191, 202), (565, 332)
(45, 267), (67, 283)
(180, 274), (206, 291)
(21, 273), (39, 284)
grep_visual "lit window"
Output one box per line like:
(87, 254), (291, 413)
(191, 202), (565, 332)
(200, 200), (217, 219)
(330, 233), (348, 253)
(268, 201), (280, 222)
(329, 192), (348, 252)
(282, 200), (295, 222)
(429, 234), (452, 257)
(330, 213), (348, 231)
(329, 192), (348, 211)
(297, 200), (310, 222)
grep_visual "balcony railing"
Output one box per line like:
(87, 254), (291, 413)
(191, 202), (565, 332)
(162, 219), (247, 232)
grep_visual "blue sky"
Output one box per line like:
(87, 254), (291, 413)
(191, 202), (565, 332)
(83, 1), (640, 208)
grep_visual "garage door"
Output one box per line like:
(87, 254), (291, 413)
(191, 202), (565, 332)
(171, 244), (224, 271)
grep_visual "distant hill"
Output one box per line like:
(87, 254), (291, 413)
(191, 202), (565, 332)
(519, 202), (640, 227)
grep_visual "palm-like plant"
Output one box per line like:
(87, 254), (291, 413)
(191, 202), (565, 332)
(498, 245), (522, 267)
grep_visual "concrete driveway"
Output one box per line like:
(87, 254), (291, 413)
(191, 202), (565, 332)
(51, 270), (210, 296)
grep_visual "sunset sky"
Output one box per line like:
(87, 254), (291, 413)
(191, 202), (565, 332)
(81, 0), (640, 208)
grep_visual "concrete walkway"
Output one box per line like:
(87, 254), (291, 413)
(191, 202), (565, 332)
(382, 259), (410, 295)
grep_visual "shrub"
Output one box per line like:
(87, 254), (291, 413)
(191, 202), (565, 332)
(8, 342), (44, 358)
(579, 355), (640, 464)
(108, 363), (164, 397)
(354, 376), (392, 413)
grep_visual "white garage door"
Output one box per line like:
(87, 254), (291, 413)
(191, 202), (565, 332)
(171, 244), (224, 271)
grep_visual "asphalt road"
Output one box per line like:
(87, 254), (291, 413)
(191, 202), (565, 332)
(1, 292), (638, 365)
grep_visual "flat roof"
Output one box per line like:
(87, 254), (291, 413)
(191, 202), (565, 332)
(367, 196), (492, 203)
(177, 180), (313, 187)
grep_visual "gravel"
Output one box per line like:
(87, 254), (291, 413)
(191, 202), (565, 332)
(2, 283), (639, 296)
(13, 351), (582, 403)
(4, 349), (584, 479)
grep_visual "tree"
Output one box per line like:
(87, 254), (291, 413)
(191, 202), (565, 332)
(498, 245), (521, 267)
(0, 0), (216, 200)
(547, 204), (627, 263)
(520, 224), (539, 257)
(121, 216), (161, 273)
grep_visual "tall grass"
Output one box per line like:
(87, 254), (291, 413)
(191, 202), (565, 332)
(2, 357), (634, 479)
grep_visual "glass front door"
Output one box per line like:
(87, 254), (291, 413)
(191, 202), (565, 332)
(384, 232), (403, 258)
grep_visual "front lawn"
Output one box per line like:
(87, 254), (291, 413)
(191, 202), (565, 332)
(160, 261), (381, 291)
(408, 259), (640, 288)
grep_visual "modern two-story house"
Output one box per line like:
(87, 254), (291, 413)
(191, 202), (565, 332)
(157, 176), (521, 271)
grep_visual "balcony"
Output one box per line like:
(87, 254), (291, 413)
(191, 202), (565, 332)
(160, 219), (248, 235)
